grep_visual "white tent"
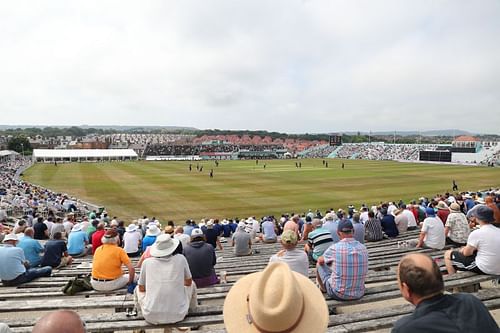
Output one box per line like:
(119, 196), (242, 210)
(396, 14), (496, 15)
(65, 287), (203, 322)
(32, 149), (138, 163)
(0, 150), (20, 162)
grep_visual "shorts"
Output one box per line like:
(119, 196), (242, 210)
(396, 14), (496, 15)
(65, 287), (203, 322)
(450, 251), (484, 274)
(316, 265), (345, 300)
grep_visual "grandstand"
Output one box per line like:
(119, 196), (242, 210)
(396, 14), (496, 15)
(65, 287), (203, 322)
(32, 149), (138, 163)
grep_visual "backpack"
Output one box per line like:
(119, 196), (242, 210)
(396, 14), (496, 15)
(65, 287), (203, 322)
(62, 275), (93, 295)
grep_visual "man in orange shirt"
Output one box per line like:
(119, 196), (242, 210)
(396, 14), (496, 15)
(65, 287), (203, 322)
(91, 229), (136, 291)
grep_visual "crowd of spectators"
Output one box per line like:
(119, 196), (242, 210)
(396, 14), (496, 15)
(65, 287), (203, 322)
(334, 143), (439, 161)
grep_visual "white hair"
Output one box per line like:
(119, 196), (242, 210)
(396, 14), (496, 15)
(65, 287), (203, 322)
(101, 236), (118, 244)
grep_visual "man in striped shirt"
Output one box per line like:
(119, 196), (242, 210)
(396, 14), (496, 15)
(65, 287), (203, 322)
(316, 219), (368, 300)
(305, 219), (333, 263)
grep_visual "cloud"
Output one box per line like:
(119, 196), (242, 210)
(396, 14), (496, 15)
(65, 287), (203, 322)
(0, 0), (499, 133)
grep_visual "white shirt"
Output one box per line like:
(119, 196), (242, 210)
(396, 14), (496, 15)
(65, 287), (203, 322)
(138, 255), (193, 324)
(403, 209), (417, 227)
(359, 211), (369, 225)
(123, 231), (142, 253)
(421, 217), (445, 250)
(174, 233), (191, 249)
(269, 248), (309, 277)
(468, 224), (500, 275)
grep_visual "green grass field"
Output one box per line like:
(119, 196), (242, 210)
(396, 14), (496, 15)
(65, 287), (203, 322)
(23, 159), (500, 223)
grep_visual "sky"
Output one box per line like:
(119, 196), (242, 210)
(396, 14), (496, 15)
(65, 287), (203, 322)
(1, 1), (499, 134)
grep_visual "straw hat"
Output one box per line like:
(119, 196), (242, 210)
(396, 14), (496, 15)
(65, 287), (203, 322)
(150, 234), (179, 258)
(436, 201), (449, 210)
(449, 203), (461, 212)
(164, 225), (174, 234)
(223, 262), (328, 333)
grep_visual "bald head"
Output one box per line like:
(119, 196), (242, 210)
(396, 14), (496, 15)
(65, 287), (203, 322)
(398, 253), (443, 298)
(33, 310), (86, 333)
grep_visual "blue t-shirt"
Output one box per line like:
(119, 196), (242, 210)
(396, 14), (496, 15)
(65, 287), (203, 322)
(222, 224), (232, 237)
(142, 235), (157, 252)
(67, 230), (89, 255)
(381, 215), (399, 238)
(0, 245), (26, 280)
(204, 228), (219, 249)
(323, 220), (340, 243)
(18, 236), (43, 267)
(183, 225), (194, 236)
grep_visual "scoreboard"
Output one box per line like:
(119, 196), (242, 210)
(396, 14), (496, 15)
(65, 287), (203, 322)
(329, 134), (342, 146)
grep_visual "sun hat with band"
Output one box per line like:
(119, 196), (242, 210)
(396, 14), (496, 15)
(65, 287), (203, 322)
(223, 262), (328, 333)
(150, 234), (180, 258)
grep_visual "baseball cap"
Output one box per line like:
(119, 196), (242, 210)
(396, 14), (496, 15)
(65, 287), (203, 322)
(281, 230), (298, 244)
(425, 207), (436, 216)
(337, 220), (353, 233)
(191, 228), (204, 238)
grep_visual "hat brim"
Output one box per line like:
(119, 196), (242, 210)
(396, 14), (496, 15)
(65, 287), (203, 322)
(223, 270), (329, 333)
(146, 230), (161, 236)
(150, 238), (179, 258)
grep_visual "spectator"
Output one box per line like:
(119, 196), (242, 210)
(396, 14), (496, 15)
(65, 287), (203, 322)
(91, 223), (106, 254)
(260, 218), (277, 243)
(184, 228), (219, 288)
(231, 222), (252, 256)
(393, 208), (408, 234)
(91, 229), (136, 291)
(17, 227), (44, 268)
(33, 217), (48, 240)
(305, 219), (333, 264)
(0, 234), (52, 286)
(352, 213), (365, 244)
(203, 220), (223, 250)
(364, 211), (384, 242)
(67, 224), (89, 257)
(32, 310), (86, 333)
(402, 204), (418, 230)
(436, 201), (450, 224)
(173, 226), (190, 249)
(269, 230), (309, 277)
(381, 208), (399, 238)
(223, 262), (328, 333)
(445, 206), (500, 276)
(40, 232), (73, 268)
(444, 203), (470, 247)
(135, 234), (197, 324)
(50, 218), (65, 239)
(123, 223), (142, 257)
(323, 213), (340, 243)
(393, 253), (498, 332)
(316, 220), (368, 300)
(142, 225), (161, 252)
(416, 208), (445, 250)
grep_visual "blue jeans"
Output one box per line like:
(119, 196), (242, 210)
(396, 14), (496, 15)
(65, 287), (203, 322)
(316, 264), (345, 300)
(2, 266), (52, 286)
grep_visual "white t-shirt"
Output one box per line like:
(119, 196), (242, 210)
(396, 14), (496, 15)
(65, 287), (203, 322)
(421, 217), (445, 250)
(138, 255), (193, 324)
(123, 231), (142, 253)
(403, 209), (417, 228)
(359, 212), (369, 225)
(269, 248), (309, 277)
(468, 224), (500, 275)
(174, 233), (191, 249)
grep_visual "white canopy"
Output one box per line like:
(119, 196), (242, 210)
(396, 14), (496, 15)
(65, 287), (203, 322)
(33, 149), (138, 159)
(0, 150), (20, 157)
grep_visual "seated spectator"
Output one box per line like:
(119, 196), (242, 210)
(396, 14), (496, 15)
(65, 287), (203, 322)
(123, 223), (142, 257)
(40, 232), (73, 268)
(32, 310), (86, 333)
(231, 221), (252, 256)
(445, 206), (500, 275)
(203, 219), (223, 250)
(323, 213), (340, 243)
(416, 208), (445, 250)
(260, 217), (277, 243)
(393, 253), (498, 332)
(316, 220), (368, 300)
(13, 220), (27, 235)
(393, 208), (408, 234)
(305, 219), (333, 264)
(436, 201), (450, 224)
(49, 218), (65, 239)
(283, 215), (300, 237)
(142, 225), (161, 252)
(381, 208), (399, 238)
(184, 228), (219, 288)
(221, 219), (232, 238)
(91, 223), (106, 254)
(364, 211), (384, 242)
(135, 234), (197, 324)
(444, 203), (470, 247)
(223, 262), (328, 333)
(33, 217), (48, 240)
(91, 229), (136, 291)
(0, 234), (52, 286)
(67, 224), (90, 257)
(173, 226), (190, 249)
(352, 213), (365, 243)
(18, 228), (43, 268)
(269, 230), (308, 277)
(301, 215), (314, 242)
(402, 204), (418, 230)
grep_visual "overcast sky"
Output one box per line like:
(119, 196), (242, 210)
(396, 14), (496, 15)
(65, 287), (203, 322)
(1, 1), (499, 134)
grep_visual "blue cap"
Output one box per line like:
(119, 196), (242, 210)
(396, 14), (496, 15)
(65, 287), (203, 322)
(425, 207), (436, 216)
(337, 219), (353, 233)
